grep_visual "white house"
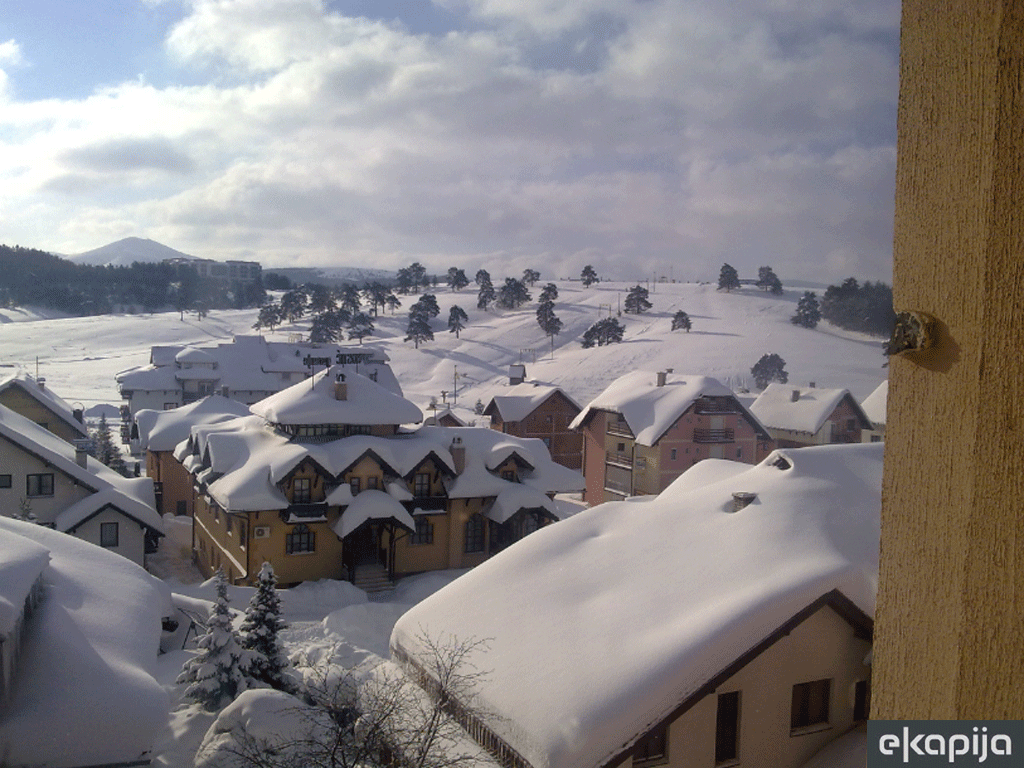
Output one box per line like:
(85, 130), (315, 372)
(115, 335), (400, 419)
(0, 517), (171, 767)
(391, 443), (882, 768)
(859, 381), (888, 443)
(0, 404), (163, 566)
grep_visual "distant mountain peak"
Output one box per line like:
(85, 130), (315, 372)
(68, 237), (198, 267)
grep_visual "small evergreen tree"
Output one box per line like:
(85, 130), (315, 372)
(581, 317), (624, 348)
(447, 305), (468, 338)
(624, 285), (652, 314)
(756, 266), (783, 294)
(476, 275), (496, 310)
(671, 310), (692, 332)
(539, 283), (559, 303)
(791, 291), (821, 329)
(446, 268), (469, 292)
(178, 569), (256, 710)
(522, 268), (541, 286)
(362, 282), (390, 316)
(347, 311), (374, 343)
(718, 263), (741, 292)
(92, 413), (128, 476)
(252, 303), (282, 332)
(240, 562), (290, 691)
(338, 284), (362, 315)
(581, 265), (600, 288)
(413, 293), (441, 319)
(309, 309), (347, 343)
(385, 293), (402, 314)
(474, 268), (491, 287)
(536, 299), (563, 355)
(751, 353), (789, 389)
(305, 284), (336, 316)
(405, 306), (434, 348)
(496, 278), (532, 309)
(474, 399), (485, 415)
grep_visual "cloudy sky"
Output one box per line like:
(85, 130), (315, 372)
(0, 0), (899, 282)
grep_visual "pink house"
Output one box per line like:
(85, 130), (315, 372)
(570, 371), (774, 505)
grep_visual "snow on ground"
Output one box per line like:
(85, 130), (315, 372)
(0, 281), (886, 419)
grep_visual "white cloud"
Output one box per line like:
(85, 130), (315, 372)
(0, 0), (898, 282)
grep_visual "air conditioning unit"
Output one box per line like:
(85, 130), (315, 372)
(253, 526), (271, 540)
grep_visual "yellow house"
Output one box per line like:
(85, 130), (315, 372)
(0, 371), (90, 444)
(179, 366), (583, 589)
(392, 443), (882, 768)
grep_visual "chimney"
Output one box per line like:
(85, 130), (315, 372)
(808, 381), (816, 388)
(731, 492), (757, 512)
(72, 408), (84, 424)
(334, 373), (347, 401)
(656, 371), (667, 387)
(791, 389), (800, 402)
(37, 377), (46, 390)
(509, 364), (526, 385)
(73, 439), (91, 469)
(450, 436), (466, 474)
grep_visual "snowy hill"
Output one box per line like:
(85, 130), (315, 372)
(0, 281), (887, 416)
(67, 237), (199, 266)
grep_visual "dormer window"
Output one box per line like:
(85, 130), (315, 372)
(414, 473), (431, 497)
(293, 477), (311, 504)
(501, 469), (515, 482)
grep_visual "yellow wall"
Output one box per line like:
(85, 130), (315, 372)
(0, 388), (84, 443)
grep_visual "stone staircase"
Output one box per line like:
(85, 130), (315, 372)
(353, 563), (395, 600)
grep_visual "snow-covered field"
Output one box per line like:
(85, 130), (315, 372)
(0, 280), (886, 416)
(0, 280), (884, 765)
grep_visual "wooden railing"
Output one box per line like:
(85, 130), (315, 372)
(693, 428), (735, 443)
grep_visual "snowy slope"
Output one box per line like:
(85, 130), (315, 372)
(0, 282), (887, 419)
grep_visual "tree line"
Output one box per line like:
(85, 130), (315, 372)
(0, 244), (265, 315)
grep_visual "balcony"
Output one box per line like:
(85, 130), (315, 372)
(694, 398), (738, 415)
(282, 502), (329, 522)
(606, 422), (634, 438)
(693, 428), (735, 443)
(605, 450), (633, 468)
(604, 478), (631, 495)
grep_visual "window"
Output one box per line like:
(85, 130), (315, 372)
(736, 447), (743, 458)
(715, 691), (740, 764)
(350, 477), (361, 495)
(791, 679), (831, 732)
(871, 434), (882, 443)
(414, 472), (431, 497)
(100, 522), (119, 548)
(670, 449), (677, 461)
(26, 473), (54, 497)
(846, 418), (857, 431)
(411, 516), (434, 545)
(0, 474), (10, 488)
(854, 680), (870, 721)
(226, 515), (233, 535)
(238, 519), (247, 546)
(176, 500), (188, 515)
(286, 524), (315, 554)
(542, 437), (551, 448)
(464, 513), (485, 553)
(501, 469), (515, 482)
(292, 477), (312, 504)
(634, 723), (668, 764)
(367, 476), (379, 490)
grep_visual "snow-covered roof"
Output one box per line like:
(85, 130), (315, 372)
(118, 338), (400, 399)
(391, 443), (883, 768)
(0, 404), (163, 533)
(56, 484), (164, 534)
(860, 380), (888, 427)
(484, 384), (580, 424)
(749, 383), (869, 435)
(0, 518), (172, 767)
(135, 395), (253, 452)
(0, 531), (49, 637)
(486, 485), (560, 524)
(569, 371), (764, 446)
(250, 365), (423, 427)
(0, 371), (89, 438)
(177, 416), (582, 513)
(332, 489), (416, 538)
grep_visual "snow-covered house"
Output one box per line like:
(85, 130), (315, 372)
(0, 517), (171, 767)
(0, 371), (89, 444)
(178, 365), (583, 589)
(391, 443), (882, 768)
(570, 371), (774, 504)
(749, 384), (874, 448)
(0, 404), (163, 566)
(859, 381), (887, 443)
(115, 336), (399, 419)
(483, 383), (584, 471)
(135, 395), (253, 516)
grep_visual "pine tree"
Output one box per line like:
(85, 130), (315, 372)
(92, 413), (128, 476)
(178, 569), (256, 710)
(671, 310), (692, 332)
(385, 293), (402, 314)
(309, 309), (347, 343)
(536, 299), (563, 355)
(751, 353), (789, 389)
(252, 302), (282, 332)
(580, 265), (599, 288)
(446, 267), (469, 292)
(496, 278), (532, 309)
(362, 282), (390, 316)
(279, 289), (308, 322)
(415, 293), (441, 318)
(624, 285), (652, 314)
(791, 291), (821, 329)
(405, 306), (434, 348)
(474, 269), (491, 287)
(476, 275), (496, 310)
(305, 284), (336, 316)
(522, 269), (540, 286)
(240, 562), (290, 691)
(756, 266), (784, 294)
(581, 317), (624, 348)
(338, 284), (362, 314)
(347, 311), (374, 343)
(539, 283), (559, 303)
(718, 263), (741, 292)
(447, 305), (468, 338)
